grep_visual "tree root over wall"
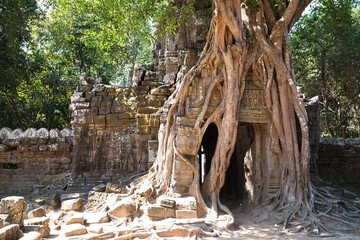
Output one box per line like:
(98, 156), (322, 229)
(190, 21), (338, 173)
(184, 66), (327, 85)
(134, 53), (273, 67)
(105, 0), (360, 237)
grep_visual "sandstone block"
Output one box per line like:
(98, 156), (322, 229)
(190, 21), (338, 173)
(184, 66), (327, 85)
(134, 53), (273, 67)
(19, 231), (42, 240)
(66, 213), (84, 225)
(92, 184), (106, 192)
(84, 212), (109, 224)
(24, 217), (50, 237)
(64, 223), (87, 237)
(105, 183), (123, 193)
(28, 208), (46, 219)
(93, 115), (106, 126)
(45, 192), (61, 207)
(176, 127), (199, 155)
(88, 192), (116, 206)
(176, 210), (197, 219)
(107, 197), (137, 219)
(159, 199), (176, 209)
(0, 224), (24, 240)
(61, 198), (82, 211)
(23, 225), (46, 238)
(175, 196), (197, 210)
(0, 196), (27, 227)
(60, 193), (81, 202)
(137, 107), (158, 114)
(146, 205), (175, 220)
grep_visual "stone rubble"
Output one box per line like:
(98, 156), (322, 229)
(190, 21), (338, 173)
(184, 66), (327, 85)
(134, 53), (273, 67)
(0, 196), (27, 227)
(61, 198), (82, 211)
(0, 224), (24, 240)
(24, 216), (50, 237)
(27, 208), (46, 219)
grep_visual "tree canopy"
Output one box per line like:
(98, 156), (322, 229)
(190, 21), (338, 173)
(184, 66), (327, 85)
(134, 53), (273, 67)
(0, 0), (168, 129)
(290, 0), (360, 138)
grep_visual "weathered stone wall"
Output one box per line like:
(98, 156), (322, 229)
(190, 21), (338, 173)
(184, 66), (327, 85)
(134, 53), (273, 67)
(0, 128), (73, 190)
(318, 138), (360, 186)
(304, 97), (321, 176)
(70, 74), (170, 179)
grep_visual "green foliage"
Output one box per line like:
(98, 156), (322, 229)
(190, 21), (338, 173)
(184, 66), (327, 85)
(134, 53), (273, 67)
(33, 0), (161, 85)
(291, 0), (360, 137)
(0, 0), (37, 90)
(0, 0), (38, 129)
(0, 0), (170, 129)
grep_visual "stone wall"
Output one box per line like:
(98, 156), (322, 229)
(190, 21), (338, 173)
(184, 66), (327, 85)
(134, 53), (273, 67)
(304, 96), (321, 176)
(318, 138), (360, 186)
(70, 74), (170, 179)
(0, 128), (73, 190)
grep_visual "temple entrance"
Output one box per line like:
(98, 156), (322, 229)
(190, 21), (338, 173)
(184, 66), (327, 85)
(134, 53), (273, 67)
(199, 122), (254, 208)
(199, 123), (218, 184)
(220, 123), (254, 207)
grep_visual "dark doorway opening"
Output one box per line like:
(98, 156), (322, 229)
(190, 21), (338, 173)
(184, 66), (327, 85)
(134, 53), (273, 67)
(199, 123), (218, 184)
(2, 163), (18, 169)
(199, 122), (254, 209)
(220, 123), (254, 208)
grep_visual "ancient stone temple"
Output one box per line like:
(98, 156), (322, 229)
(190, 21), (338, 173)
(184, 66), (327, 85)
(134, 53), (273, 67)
(0, 1), (320, 194)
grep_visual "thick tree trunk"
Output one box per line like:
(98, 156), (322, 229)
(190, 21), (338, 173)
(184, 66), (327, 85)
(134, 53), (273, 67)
(126, 0), (360, 234)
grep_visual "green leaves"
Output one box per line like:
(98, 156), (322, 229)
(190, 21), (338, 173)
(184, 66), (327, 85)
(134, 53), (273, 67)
(291, 0), (360, 137)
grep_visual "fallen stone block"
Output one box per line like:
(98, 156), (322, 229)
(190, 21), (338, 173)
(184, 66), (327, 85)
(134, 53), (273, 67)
(60, 193), (81, 202)
(64, 223), (87, 237)
(28, 208), (46, 219)
(24, 217), (50, 237)
(176, 210), (198, 219)
(45, 193), (61, 207)
(0, 196), (27, 227)
(88, 191), (116, 207)
(66, 214), (84, 225)
(105, 183), (123, 193)
(20, 231), (42, 240)
(0, 224), (24, 240)
(146, 205), (175, 220)
(107, 197), (137, 219)
(23, 225), (45, 236)
(92, 184), (106, 192)
(61, 198), (82, 211)
(84, 212), (109, 224)
(175, 196), (197, 210)
(160, 199), (176, 208)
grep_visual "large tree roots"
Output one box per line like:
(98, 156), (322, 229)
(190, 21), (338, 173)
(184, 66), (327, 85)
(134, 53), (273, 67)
(267, 184), (360, 236)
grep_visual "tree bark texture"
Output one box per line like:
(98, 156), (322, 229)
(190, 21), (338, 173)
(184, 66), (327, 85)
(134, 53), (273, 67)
(128, 0), (360, 234)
